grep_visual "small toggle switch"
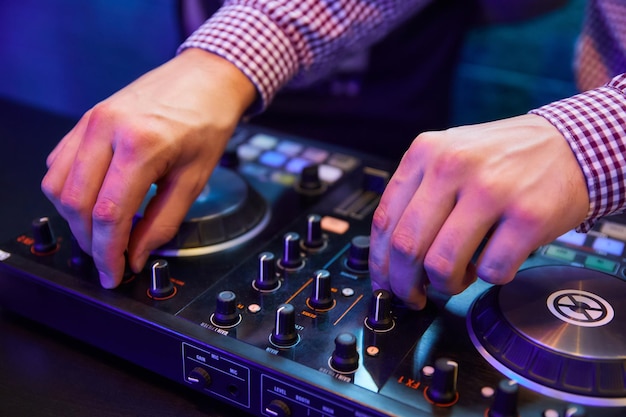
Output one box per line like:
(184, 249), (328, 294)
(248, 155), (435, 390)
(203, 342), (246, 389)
(270, 303), (299, 348)
(365, 289), (395, 332)
(279, 232), (304, 269)
(345, 235), (370, 273)
(330, 332), (359, 373)
(254, 252), (280, 291)
(148, 259), (176, 299)
(487, 379), (519, 417)
(211, 290), (241, 327)
(426, 358), (459, 406)
(31, 217), (57, 254)
(308, 270), (334, 310)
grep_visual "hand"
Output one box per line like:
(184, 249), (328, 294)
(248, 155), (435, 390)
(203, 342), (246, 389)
(369, 114), (589, 309)
(41, 49), (256, 288)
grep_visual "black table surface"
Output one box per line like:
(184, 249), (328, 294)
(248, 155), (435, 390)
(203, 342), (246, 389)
(0, 98), (250, 417)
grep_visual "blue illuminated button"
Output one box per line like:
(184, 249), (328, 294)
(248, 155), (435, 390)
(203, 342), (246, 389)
(276, 141), (303, 156)
(285, 157), (313, 174)
(544, 245), (577, 262)
(259, 151), (288, 168)
(237, 144), (261, 161)
(584, 256), (617, 273)
(556, 230), (587, 246)
(301, 147), (329, 163)
(592, 237), (625, 256)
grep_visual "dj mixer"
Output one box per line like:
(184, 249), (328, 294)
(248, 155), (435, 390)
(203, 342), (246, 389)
(0, 124), (625, 416)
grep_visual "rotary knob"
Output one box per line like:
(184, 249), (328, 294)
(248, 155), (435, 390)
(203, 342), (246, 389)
(345, 235), (370, 273)
(330, 332), (359, 373)
(148, 259), (175, 299)
(487, 379), (519, 417)
(296, 164), (326, 195)
(564, 405), (587, 417)
(31, 217), (57, 254)
(308, 270), (334, 310)
(254, 252), (279, 291)
(186, 367), (212, 389)
(270, 304), (299, 348)
(279, 232), (304, 269)
(426, 358), (459, 405)
(365, 289), (395, 331)
(211, 290), (241, 327)
(303, 214), (325, 250)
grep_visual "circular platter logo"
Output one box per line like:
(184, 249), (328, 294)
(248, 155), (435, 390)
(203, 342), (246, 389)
(546, 289), (614, 327)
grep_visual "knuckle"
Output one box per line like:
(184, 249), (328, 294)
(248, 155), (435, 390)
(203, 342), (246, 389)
(423, 252), (455, 284)
(371, 204), (390, 234)
(389, 231), (420, 261)
(92, 196), (123, 225)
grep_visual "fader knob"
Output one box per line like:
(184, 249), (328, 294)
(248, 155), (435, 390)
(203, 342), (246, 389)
(254, 252), (279, 291)
(280, 232), (303, 269)
(346, 235), (370, 273)
(487, 379), (519, 417)
(309, 270), (333, 310)
(330, 332), (359, 373)
(31, 217), (57, 253)
(426, 358), (459, 405)
(270, 304), (299, 347)
(148, 259), (175, 298)
(212, 290), (241, 327)
(365, 289), (394, 331)
(303, 214), (325, 250)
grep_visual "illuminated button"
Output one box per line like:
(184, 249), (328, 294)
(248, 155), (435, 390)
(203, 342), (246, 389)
(327, 153), (358, 171)
(301, 147), (329, 163)
(248, 133), (278, 149)
(319, 164), (343, 183)
(600, 220), (626, 241)
(237, 143), (262, 161)
(259, 151), (288, 168)
(544, 245), (577, 262)
(240, 163), (269, 178)
(321, 216), (349, 234)
(270, 171), (296, 186)
(276, 140), (303, 156)
(584, 256), (617, 273)
(556, 230), (587, 246)
(592, 236), (625, 256)
(285, 157), (312, 174)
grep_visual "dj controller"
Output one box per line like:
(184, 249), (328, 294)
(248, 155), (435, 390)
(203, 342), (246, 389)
(1, 124), (625, 416)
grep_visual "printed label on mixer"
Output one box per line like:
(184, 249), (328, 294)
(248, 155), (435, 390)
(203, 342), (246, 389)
(0, 249), (10, 261)
(546, 289), (614, 327)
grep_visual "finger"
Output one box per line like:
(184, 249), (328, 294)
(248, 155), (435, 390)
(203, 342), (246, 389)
(127, 168), (210, 273)
(45, 113), (90, 168)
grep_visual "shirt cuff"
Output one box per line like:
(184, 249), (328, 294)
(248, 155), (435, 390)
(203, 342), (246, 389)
(178, 4), (299, 115)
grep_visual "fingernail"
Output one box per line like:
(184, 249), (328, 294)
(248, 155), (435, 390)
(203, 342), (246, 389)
(99, 271), (116, 289)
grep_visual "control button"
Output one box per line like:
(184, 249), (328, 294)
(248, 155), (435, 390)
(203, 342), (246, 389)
(148, 259), (176, 299)
(487, 379), (519, 417)
(186, 367), (211, 389)
(253, 252), (280, 291)
(329, 332), (359, 373)
(327, 153), (358, 171)
(584, 255), (617, 273)
(279, 232), (304, 270)
(544, 245), (577, 262)
(308, 270), (334, 310)
(301, 147), (329, 163)
(270, 303), (299, 348)
(248, 133), (278, 150)
(276, 140), (303, 157)
(345, 235), (370, 273)
(425, 358), (459, 406)
(591, 236), (624, 256)
(265, 399), (292, 417)
(236, 143), (262, 161)
(364, 289), (395, 332)
(259, 150), (288, 168)
(318, 164), (342, 184)
(302, 214), (326, 250)
(285, 157), (312, 174)
(31, 217), (57, 254)
(564, 404), (587, 417)
(296, 164), (327, 195)
(211, 290), (242, 328)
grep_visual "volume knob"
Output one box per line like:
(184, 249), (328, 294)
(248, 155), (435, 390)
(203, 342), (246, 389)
(345, 235), (370, 273)
(330, 332), (359, 373)
(212, 290), (241, 327)
(365, 289), (395, 331)
(426, 358), (459, 405)
(31, 217), (57, 254)
(254, 252), (279, 291)
(487, 379), (519, 417)
(148, 259), (175, 299)
(279, 232), (304, 269)
(308, 270), (334, 310)
(303, 214), (325, 250)
(270, 304), (299, 348)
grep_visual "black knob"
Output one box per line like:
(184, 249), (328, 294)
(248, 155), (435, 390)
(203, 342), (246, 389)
(564, 405), (587, 417)
(69, 234), (91, 270)
(270, 303), (299, 347)
(31, 217), (57, 253)
(148, 259), (175, 298)
(280, 232), (303, 269)
(254, 252), (279, 291)
(346, 235), (370, 272)
(186, 367), (212, 389)
(488, 380), (519, 417)
(297, 164), (324, 193)
(426, 358), (459, 405)
(365, 289), (394, 331)
(265, 399), (292, 417)
(303, 214), (325, 250)
(212, 290), (241, 327)
(308, 270), (333, 310)
(330, 332), (359, 373)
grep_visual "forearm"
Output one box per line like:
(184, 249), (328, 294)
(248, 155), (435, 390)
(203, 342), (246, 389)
(530, 73), (626, 230)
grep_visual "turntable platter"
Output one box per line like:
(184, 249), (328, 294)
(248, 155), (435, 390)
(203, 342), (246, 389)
(136, 167), (270, 256)
(468, 265), (626, 406)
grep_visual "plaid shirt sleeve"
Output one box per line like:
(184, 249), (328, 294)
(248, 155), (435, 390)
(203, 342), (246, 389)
(530, 73), (626, 231)
(178, 1), (430, 114)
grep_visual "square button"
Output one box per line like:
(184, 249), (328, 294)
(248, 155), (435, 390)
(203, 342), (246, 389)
(249, 133), (278, 150)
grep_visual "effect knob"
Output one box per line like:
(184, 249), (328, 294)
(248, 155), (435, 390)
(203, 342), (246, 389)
(365, 289), (395, 331)
(280, 232), (304, 269)
(148, 259), (175, 299)
(31, 217), (57, 254)
(426, 358), (459, 405)
(308, 270), (334, 310)
(330, 332), (359, 373)
(345, 235), (370, 273)
(270, 304), (299, 348)
(487, 379), (519, 417)
(254, 252), (279, 291)
(212, 290), (241, 327)
(303, 214), (325, 250)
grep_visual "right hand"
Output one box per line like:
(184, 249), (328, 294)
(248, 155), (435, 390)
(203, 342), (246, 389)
(41, 49), (256, 289)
